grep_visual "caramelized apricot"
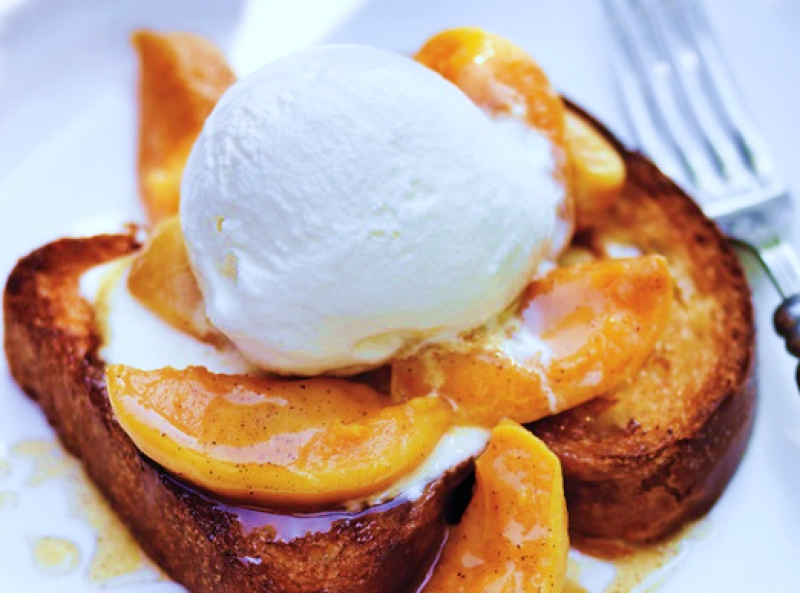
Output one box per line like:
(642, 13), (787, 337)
(416, 27), (565, 151)
(106, 365), (451, 507)
(127, 216), (217, 342)
(393, 255), (673, 426)
(133, 31), (235, 223)
(424, 420), (568, 592)
(565, 109), (626, 228)
(416, 27), (574, 249)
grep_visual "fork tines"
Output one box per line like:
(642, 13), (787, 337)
(602, 0), (783, 212)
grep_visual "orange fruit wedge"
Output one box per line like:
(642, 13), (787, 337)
(415, 27), (574, 248)
(106, 364), (451, 508)
(424, 420), (568, 592)
(392, 255), (673, 427)
(416, 27), (630, 239)
(127, 215), (217, 342)
(133, 31), (235, 223)
(415, 27), (566, 153)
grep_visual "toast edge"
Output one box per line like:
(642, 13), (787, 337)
(3, 234), (465, 593)
(536, 101), (757, 547)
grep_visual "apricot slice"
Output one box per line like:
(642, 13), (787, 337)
(393, 255), (672, 427)
(133, 31), (235, 223)
(106, 364), (451, 507)
(127, 216), (217, 342)
(565, 109), (626, 229)
(424, 420), (568, 592)
(416, 27), (566, 152)
(415, 27), (574, 250)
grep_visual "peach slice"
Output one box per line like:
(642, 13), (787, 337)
(416, 28), (630, 239)
(424, 420), (568, 592)
(415, 27), (574, 248)
(415, 27), (566, 152)
(127, 215), (217, 342)
(106, 364), (451, 507)
(565, 109), (626, 229)
(393, 255), (672, 427)
(133, 31), (235, 223)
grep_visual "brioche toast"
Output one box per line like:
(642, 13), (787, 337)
(4, 25), (756, 590)
(4, 234), (475, 592)
(4, 112), (754, 590)
(532, 103), (756, 549)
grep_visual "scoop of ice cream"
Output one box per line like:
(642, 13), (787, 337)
(180, 44), (563, 375)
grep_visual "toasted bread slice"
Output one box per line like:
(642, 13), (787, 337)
(3, 110), (755, 588)
(3, 235), (468, 592)
(531, 103), (756, 549)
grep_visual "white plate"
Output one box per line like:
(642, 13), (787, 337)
(2, 1), (800, 591)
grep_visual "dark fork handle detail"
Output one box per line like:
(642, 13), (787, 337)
(773, 293), (800, 387)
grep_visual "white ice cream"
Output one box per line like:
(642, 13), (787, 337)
(181, 45), (563, 376)
(79, 260), (491, 507)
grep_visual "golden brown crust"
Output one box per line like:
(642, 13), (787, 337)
(3, 234), (461, 592)
(531, 102), (756, 546)
(2, 104), (756, 584)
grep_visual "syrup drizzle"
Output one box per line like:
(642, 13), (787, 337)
(605, 520), (714, 592)
(10, 439), (163, 586)
(567, 519), (714, 592)
(30, 537), (81, 577)
(3, 436), (714, 590)
(164, 470), (417, 542)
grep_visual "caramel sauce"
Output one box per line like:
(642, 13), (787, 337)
(30, 537), (81, 577)
(605, 521), (713, 592)
(605, 547), (680, 592)
(12, 440), (73, 485)
(567, 520), (714, 592)
(1, 453), (20, 512)
(11, 439), (163, 586)
(170, 470), (416, 543)
(229, 504), (372, 541)
(5, 435), (712, 590)
(76, 478), (149, 583)
(163, 471), (450, 589)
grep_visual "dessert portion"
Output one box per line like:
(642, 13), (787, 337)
(110, 29), (671, 517)
(180, 44), (564, 376)
(5, 234), (472, 592)
(3, 25), (755, 592)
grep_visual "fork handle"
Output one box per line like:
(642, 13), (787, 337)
(773, 294), (800, 387)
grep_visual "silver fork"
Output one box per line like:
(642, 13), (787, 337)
(602, 0), (800, 388)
